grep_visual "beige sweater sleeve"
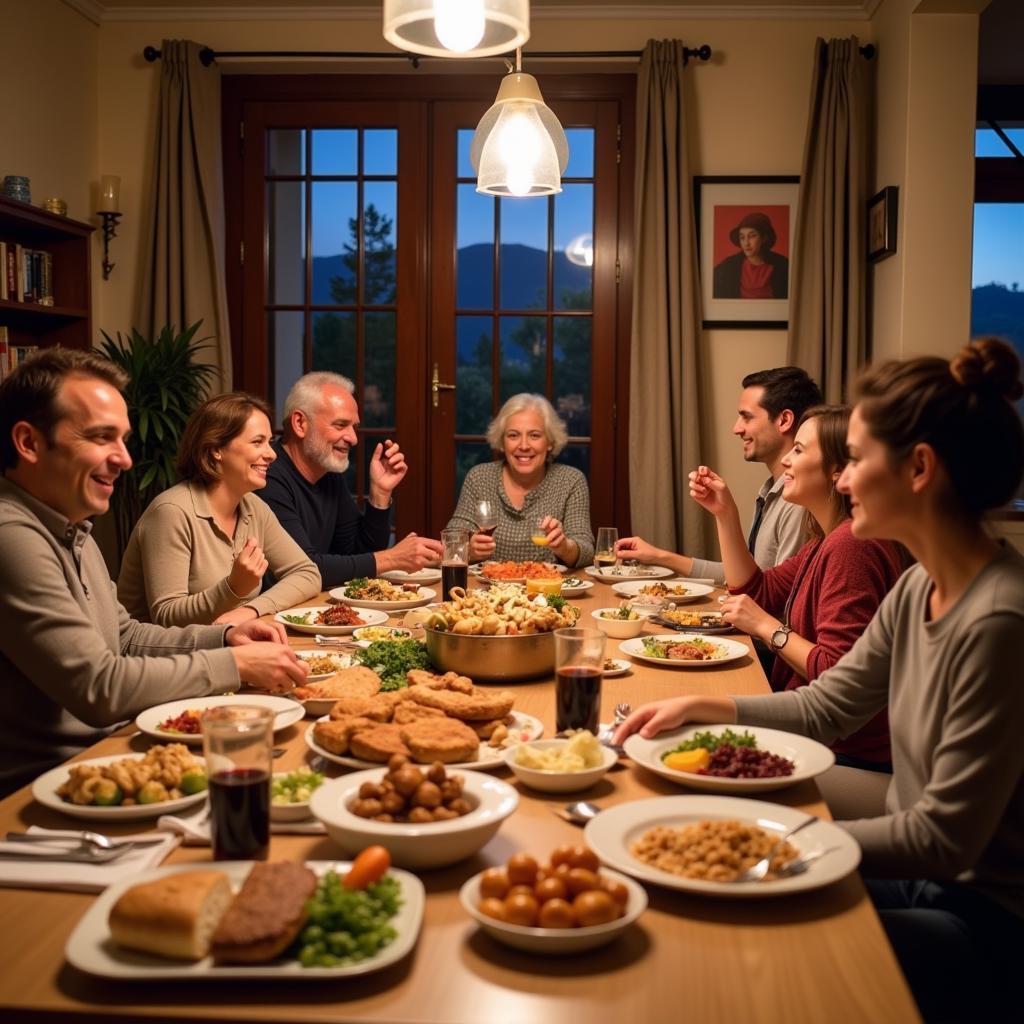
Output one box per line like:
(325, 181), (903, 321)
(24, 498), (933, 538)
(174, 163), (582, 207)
(242, 496), (321, 617)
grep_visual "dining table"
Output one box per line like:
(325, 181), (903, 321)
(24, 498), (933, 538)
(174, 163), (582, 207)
(0, 573), (921, 1024)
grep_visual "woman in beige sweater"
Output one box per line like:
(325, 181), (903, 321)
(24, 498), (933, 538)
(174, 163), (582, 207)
(118, 393), (321, 627)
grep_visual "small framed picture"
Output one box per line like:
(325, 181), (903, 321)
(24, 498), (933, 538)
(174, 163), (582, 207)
(867, 186), (898, 262)
(694, 175), (799, 329)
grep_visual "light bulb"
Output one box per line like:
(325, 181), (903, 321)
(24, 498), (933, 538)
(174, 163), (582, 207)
(497, 109), (541, 196)
(433, 0), (485, 53)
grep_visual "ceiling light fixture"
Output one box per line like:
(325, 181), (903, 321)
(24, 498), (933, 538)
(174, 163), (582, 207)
(470, 49), (568, 197)
(383, 0), (529, 59)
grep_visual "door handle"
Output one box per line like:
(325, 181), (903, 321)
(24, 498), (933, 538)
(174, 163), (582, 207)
(431, 363), (456, 409)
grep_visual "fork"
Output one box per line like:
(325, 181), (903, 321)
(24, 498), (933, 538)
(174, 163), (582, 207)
(0, 840), (138, 863)
(735, 816), (818, 882)
(597, 702), (632, 752)
(5, 830), (165, 851)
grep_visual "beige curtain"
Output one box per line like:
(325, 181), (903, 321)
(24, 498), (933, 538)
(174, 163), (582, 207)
(137, 39), (231, 391)
(629, 40), (710, 556)
(787, 37), (867, 402)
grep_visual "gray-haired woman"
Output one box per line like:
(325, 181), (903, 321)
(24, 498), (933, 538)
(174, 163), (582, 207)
(446, 393), (594, 567)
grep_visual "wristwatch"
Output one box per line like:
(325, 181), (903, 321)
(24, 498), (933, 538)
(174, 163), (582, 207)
(769, 624), (793, 651)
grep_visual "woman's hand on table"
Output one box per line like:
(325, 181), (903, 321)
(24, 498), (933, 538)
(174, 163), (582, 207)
(230, 642), (308, 694)
(224, 618), (289, 645)
(469, 530), (496, 561)
(612, 695), (739, 745)
(688, 466), (738, 520)
(720, 594), (780, 643)
(228, 537), (268, 596)
(214, 605), (259, 627)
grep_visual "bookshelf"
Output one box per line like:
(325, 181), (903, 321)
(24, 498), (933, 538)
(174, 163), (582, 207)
(0, 194), (93, 351)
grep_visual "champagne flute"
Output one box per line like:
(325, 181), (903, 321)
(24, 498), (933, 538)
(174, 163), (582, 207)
(474, 498), (498, 538)
(594, 527), (619, 573)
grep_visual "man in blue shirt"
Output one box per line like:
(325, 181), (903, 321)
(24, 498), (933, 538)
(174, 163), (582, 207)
(262, 372), (442, 588)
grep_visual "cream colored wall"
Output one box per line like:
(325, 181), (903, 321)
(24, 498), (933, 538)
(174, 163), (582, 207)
(0, 0), (99, 320)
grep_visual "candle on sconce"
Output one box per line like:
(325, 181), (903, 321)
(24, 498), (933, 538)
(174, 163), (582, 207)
(98, 175), (121, 213)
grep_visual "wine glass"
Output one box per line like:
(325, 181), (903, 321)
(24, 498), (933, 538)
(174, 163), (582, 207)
(594, 527), (619, 573)
(474, 499), (498, 537)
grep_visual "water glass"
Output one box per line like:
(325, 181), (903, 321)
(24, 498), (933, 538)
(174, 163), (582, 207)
(554, 627), (606, 734)
(594, 527), (619, 572)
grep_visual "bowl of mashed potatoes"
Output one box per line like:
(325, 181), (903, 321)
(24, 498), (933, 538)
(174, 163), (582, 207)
(502, 733), (617, 793)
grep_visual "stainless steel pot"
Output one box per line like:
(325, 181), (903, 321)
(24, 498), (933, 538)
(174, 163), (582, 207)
(423, 627), (554, 683)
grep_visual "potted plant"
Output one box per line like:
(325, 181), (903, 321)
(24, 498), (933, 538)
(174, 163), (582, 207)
(98, 321), (217, 558)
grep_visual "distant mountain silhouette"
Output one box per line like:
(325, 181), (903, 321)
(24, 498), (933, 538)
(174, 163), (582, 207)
(971, 283), (1024, 363)
(312, 243), (591, 308)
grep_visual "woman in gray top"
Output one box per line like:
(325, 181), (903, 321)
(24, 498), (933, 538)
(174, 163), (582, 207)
(446, 394), (594, 568)
(614, 339), (1024, 1023)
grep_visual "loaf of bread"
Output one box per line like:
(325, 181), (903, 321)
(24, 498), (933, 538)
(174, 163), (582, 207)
(108, 870), (232, 961)
(211, 861), (318, 963)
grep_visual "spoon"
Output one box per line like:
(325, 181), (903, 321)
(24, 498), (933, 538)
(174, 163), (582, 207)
(735, 816), (818, 882)
(554, 800), (602, 826)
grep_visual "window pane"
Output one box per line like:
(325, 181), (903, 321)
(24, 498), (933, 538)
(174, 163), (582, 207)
(975, 127), (1024, 157)
(269, 310), (304, 428)
(364, 129), (397, 175)
(457, 185), (494, 309)
(267, 182), (305, 305)
(455, 442), (492, 502)
(312, 310), (356, 382)
(972, 204), (1024, 289)
(457, 128), (475, 179)
(363, 182), (398, 305)
(553, 316), (591, 437)
(554, 184), (593, 310)
(312, 182), (358, 305)
(558, 443), (590, 480)
(564, 128), (594, 178)
(267, 129), (305, 175)
(500, 315), (546, 400)
(363, 311), (396, 428)
(312, 129), (357, 175)
(456, 315), (492, 435)
(500, 197), (548, 309)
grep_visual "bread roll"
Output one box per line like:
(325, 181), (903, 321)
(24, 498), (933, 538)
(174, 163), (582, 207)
(108, 870), (232, 961)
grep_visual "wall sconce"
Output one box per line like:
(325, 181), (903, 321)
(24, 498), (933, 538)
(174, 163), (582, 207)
(97, 175), (122, 281)
(383, 0), (529, 58)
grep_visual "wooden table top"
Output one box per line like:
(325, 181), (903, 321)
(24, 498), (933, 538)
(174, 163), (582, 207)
(0, 579), (919, 1024)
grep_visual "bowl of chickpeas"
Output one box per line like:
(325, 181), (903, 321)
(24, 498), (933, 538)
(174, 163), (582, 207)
(309, 758), (519, 869)
(459, 844), (647, 954)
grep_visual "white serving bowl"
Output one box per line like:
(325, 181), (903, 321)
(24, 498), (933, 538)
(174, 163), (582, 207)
(591, 608), (646, 640)
(309, 768), (518, 869)
(459, 867), (647, 954)
(270, 771), (324, 822)
(502, 740), (617, 794)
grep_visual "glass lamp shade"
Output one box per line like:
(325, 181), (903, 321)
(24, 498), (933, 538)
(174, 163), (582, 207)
(470, 72), (569, 197)
(383, 0), (529, 58)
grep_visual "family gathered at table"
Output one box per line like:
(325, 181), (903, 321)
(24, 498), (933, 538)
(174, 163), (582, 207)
(0, 336), (1022, 1024)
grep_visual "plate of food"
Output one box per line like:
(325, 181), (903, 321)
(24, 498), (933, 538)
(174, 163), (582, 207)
(623, 725), (835, 794)
(584, 795), (860, 898)
(602, 657), (631, 677)
(619, 634), (749, 667)
(64, 858), (424, 978)
(560, 576), (594, 597)
(328, 578), (436, 611)
(649, 609), (734, 634)
(380, 568), (442, 585)
(32, 748), (209, 821)
(584, 564), (675, 580)
(610, 580), (714, 604)
(135, 694), (305, 746)
(305, 710), (544, 772)
(294, 650), (355, 681)
(474, 561), (569, 585)
(276, 605), (390, 635)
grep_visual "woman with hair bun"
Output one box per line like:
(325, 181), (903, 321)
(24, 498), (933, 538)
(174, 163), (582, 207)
(615, 338), (1024, 1022)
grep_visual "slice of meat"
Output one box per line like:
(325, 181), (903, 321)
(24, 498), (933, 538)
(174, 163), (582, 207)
(408, 685), (515, 722)
(349, 724), (412, 763)
(392, 702), (446, 725)
(312, 716), (374, 755)
(400, 718), (480, 764)
(295, 666), (382, 701)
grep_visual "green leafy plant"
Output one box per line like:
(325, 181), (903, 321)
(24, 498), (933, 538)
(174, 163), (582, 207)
(98, 321), (217, 557)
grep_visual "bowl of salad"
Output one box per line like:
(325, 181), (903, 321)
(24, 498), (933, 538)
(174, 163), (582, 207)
(271, 768), (325, 821)
(591, 607), (646, 640)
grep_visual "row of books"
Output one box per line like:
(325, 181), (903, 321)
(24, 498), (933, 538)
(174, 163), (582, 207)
(0, 328), (38, 380)
(0, 241), (54, 306)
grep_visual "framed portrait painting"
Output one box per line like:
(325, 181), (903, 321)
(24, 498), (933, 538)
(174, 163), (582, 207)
(694, 176), (799, 329)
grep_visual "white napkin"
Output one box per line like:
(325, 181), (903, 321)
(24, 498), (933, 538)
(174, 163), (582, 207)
(0, 826), (179, 893)
(158, 805), (325, 845)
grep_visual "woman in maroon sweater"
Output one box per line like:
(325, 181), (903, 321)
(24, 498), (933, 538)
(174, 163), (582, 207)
(689, 405), (905, 769)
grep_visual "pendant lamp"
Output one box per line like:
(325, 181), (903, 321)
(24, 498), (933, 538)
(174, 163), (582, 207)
(383, 0), (529, 58)
(470, 52), (569, 197)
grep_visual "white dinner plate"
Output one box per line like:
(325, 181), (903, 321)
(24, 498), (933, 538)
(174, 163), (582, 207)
(624, 724), (836, 794)
(304, 711), (544, 771)
(64, 860), (424, 978)
(560, 577), (594, 597)
(275, 606), (390, 635)
(602, 658), (631, 677)
(611, 580), (715, 604)
(32, 753), (208, 822)
(135, 694), (305, 746)
(328, 586), (436, 612)
(380, 568), (443, 584)
(619, 634), (750, 667)
(294, 650), (355, 682)
(585, 564), (675, 580)
(584, 795), (861, 898)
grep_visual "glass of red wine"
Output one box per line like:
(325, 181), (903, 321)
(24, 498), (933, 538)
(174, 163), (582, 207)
(201, 705), (274, 861)
(553, 627), (606, 735)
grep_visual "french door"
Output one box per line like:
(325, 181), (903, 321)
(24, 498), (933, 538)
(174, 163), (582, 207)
(224, 75), (634, 539)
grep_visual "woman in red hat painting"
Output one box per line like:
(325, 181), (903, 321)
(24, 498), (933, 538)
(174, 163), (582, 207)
(713, 211), (790, 299)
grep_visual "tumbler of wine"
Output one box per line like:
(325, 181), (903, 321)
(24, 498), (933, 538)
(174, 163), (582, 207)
(474, 499), (498, 538)
(594, 527), (619, 573)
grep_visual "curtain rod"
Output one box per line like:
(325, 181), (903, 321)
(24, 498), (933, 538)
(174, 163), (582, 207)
(142, 44), (719, 68)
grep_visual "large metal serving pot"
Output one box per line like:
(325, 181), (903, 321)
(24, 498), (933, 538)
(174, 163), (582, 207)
(423, 627), (555, 683)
